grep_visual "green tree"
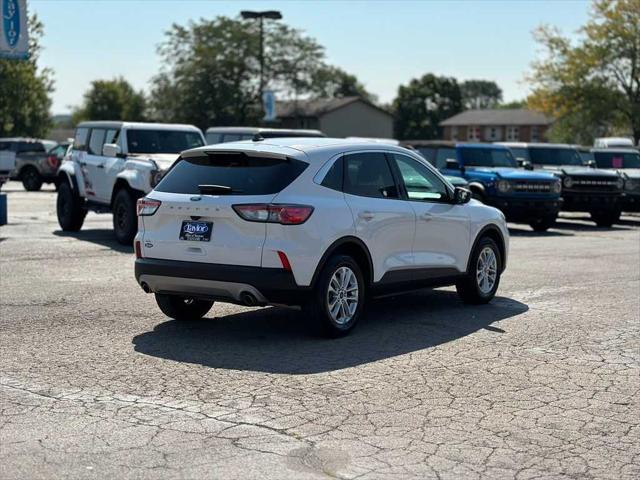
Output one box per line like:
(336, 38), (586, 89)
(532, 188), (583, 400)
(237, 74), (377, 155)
(528, 0), (640, 144)
(149, 16), (372, 129)
(0, 15), (53, 137)
(498, 99), (527, 109)
(393, 74), (462, 140)
(309, 66), (376, 103)
(460, 80), (503, 109)
(73, 77), (146, 123)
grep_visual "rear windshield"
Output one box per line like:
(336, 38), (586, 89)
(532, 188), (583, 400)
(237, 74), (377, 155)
(594, 151), (640, 169)
(459, 147), (517, 168)
(155, 152), (308, 195)
(529, 147), (583, 166)
(127, 129), (204, 154)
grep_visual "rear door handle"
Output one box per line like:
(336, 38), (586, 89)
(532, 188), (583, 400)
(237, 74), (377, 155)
(97, 163), (105, 169)
(358, 211), (375, 221)
(420, 212), (433, 221)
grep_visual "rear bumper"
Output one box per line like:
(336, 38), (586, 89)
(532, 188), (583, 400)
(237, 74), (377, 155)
(485, 197), (562, 222)
(561, 192), (622, 212)
(134, 258), (309, 306)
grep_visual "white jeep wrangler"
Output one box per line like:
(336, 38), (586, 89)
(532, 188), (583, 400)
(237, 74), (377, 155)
(56, 121), (205, 244)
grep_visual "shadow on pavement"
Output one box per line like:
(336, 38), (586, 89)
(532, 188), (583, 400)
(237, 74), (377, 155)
(53, 229), (133, 254)
(132, 289), (528, 374)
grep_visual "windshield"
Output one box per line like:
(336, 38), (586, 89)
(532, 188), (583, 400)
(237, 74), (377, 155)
(509, 147), (529, 161)
(127, 130), (204, 154)
(594, 151), (640, 169)
(459, 147), (517, 168)
(529, 147), (583, 166)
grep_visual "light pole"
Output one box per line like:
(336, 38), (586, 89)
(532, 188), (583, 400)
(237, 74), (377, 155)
(241, 10), (282, 114)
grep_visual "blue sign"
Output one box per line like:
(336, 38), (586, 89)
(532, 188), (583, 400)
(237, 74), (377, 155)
(262, 90), (276, 122)
(1, 0), (28, 59)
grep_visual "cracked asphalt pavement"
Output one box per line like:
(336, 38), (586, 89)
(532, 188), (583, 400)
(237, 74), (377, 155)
(1, 183), (639, 479)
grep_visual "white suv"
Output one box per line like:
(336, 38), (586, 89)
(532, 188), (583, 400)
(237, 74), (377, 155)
(134, 138), (509, 337)
(56, 121), (205, 244)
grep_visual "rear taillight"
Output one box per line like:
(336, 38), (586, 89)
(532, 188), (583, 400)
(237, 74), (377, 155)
(136, 198), (161, 216)
(47, 155), (59, 169)
(232, 204), (314, 225)
(134, 240), (142, 259)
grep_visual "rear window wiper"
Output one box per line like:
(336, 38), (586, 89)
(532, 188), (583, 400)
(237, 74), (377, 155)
(198, 184), (243, 195)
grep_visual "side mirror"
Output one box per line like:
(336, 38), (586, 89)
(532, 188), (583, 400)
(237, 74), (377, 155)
(453, 187), (471, 205)
(446, 158), (461, 170)
(102, 143), (121, 157)
(586, 160), (596, 168)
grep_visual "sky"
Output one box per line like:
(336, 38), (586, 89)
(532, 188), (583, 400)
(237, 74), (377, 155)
(29, 0), (592, 114)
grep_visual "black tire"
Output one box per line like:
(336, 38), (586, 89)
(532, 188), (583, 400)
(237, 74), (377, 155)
(456, 236), (502, 304)
(529, 213), (557, 232)
(304, 254), (366, 338)
(56, 181), (86, 231)
(155, 293), (214, 321)
(590, 209), (620, 227)
(113, 188), (138, 245)
(21, 167), (43, 191)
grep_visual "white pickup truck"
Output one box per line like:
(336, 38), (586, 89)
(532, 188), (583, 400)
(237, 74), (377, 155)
(56, 121), (205, 244)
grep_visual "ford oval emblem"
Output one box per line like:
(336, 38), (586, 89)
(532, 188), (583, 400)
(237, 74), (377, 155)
(190, 196), (202, 202)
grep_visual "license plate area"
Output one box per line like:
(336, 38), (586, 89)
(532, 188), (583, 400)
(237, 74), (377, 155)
(179, 221), (213, 242)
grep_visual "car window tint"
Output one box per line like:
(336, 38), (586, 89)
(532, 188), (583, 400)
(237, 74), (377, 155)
(88, 129), (107, 155)
(127, 130), (204, 154)
(393, 154), (448, 201)
(205, 132), (222, 144)
(594, 151), (640, 168)
(74, 128), (90, 151)
(0, 142), (11, 151)
(417, 147), (435, 164)
(222, 134), (242, 143)
(529, 147), (583, 166)
(509, 147), (530, 161)
(321, 157), (343, 191)
(343, 152), (398, 199)
(435, 148), (457, 169)
(18, 142), (45, 153)
(155, 153), (308, 195)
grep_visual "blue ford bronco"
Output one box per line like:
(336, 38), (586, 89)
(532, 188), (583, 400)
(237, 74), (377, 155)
(403, 141), (562, 231)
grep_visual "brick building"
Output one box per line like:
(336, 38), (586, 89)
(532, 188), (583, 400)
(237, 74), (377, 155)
(439, 109), (553, 143)
(275, 97), (394, 139)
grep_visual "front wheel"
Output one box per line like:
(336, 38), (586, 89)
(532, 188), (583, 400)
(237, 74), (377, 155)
(155, 294), (214, 321)
(590, 209), (620, 227)
(113, 189), (138, 245)
(456, 237), (502, 304)
(305, 254), (365, 338)
(56, 182), (86, 231)
(22, 167), (43, 191)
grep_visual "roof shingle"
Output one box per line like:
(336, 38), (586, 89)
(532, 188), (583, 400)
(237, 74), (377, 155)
(439, 109), (552, 127)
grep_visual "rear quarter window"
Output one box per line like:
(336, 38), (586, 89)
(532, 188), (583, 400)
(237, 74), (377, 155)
(155, 152), (308, 195)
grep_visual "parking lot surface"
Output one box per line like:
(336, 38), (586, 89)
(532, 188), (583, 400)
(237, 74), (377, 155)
(1, 183), (639, 480)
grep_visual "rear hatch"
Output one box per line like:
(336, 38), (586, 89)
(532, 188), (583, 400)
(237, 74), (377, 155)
(139, 149), (308, 266)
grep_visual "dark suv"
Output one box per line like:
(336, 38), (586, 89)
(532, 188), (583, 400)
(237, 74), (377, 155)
(403, 141), (563, 231)
(592, 148), (640, 212)
(501, 143), (624, 227)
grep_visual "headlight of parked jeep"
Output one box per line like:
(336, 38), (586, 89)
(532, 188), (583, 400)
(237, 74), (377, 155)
(615, 177), (624, 190)
(150, 169), (165, 188)
(563, 176), (574, 188)
(551, 180), (562, 194)
(497, 180), (512, 193)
